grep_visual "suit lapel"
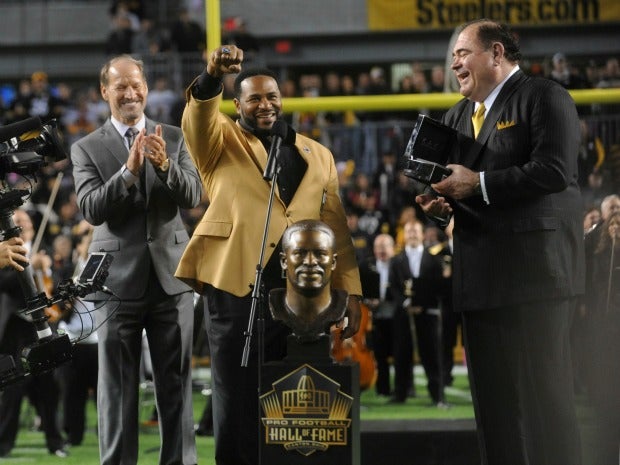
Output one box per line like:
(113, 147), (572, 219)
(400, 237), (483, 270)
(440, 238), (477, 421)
(478, 70), (527, 144)
(100, 120), (129, 168)
(234, 120), (269, 174)
(460, 70), (527, 167)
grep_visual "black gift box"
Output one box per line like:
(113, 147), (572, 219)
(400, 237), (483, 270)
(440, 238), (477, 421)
(402, 115), (457, 185)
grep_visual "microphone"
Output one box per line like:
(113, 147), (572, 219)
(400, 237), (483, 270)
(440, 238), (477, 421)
(263, 120), (296, 181)
(0, 116), (42, 144)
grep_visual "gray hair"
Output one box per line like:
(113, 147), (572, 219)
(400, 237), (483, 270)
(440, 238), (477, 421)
(100, 54), (146, 87)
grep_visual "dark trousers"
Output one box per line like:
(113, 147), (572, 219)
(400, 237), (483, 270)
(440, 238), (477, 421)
(441, 303), (461, 386)
(203, 284), (289, 465)
(392, 307), (414, 401)
(413, 311), (441, 403)
(371, 317), (393, 396)
(58, 342), (98, 445)
(0, 316), (64, 455)
(96, 274), (196, 465)
(462, 299), (581, 465)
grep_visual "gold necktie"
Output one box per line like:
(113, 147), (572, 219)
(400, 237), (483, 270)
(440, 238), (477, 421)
(472, 103), (486, 139)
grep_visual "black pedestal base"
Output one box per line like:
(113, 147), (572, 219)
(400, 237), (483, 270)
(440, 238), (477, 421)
(259, 334), (360, 465)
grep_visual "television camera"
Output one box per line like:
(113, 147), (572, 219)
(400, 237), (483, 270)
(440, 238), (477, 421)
(0, 116), (113, 389)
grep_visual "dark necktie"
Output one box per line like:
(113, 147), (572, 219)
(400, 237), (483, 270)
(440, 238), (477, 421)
(125, 127), (139, 151)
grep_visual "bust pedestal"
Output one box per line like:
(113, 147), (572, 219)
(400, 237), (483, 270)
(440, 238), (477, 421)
(259, 334), (360, 465)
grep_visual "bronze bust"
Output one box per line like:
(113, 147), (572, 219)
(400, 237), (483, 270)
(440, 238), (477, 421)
(269, 220), (348, 342)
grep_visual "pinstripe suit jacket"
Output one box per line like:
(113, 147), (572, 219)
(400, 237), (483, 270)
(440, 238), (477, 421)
(443, 70), (584, 311)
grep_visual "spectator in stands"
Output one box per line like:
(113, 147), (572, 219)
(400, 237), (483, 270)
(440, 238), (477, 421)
(429, 64), (446, 92)
(605, 144), (620, 194)
(322, 71), (346, 125)
(346, 172), (378, 213)
(26, 71), (66, 123)
(548, 52), (590, 89)
(105, 13), (134, 56)
(0, 210), (67, 458)
(333, 74), (363, 161)
(359, 233), (397, 397)
(44, 191), (84, 246)
(222, 17), (260, 63)
(146, 76), (177, 124)
(170, 8), (205, 88)
(596, 57), (620, 114)
(57, 229), (98, 447)
(85, 86), (110, 126)
(296, 74), (324, 142)
(389, 219), (445, 405)
(587, 211), (620, 463)
(585, 59), (601, 88)
(428, 217), (460, 387)
(280, 77), (298, 98)
(583, 205), (601, 233)
(170, 8), (204, 53)
(336, 159), (355, 200)
(65, 93), (98, 147)
(423, 225), (442, 247)
(372, 152), (398, 218)
(6, 78), (32, 124)
(577, 119), (605, 188)
(393, 205), (419, 253)
(395, 73), (420, 121)
(585, 195), (620, 303)
(341, 74), (357, 99)
(429, 64), (448, 119)
(578, 119), (611, 209)
(108, 0), (140, 32)
(357, 66), (391, 122)
(346, 208), (373, 265)
(131, 17), (170, 57)
(597, 57), (620, 89)
(411, 68), (430, 94)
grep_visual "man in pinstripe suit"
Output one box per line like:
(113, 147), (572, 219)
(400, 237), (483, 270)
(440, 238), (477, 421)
(416, 19), (584, 465)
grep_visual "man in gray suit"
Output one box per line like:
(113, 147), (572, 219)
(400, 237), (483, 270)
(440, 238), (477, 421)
(416, 20), (583, 465)
(71, 55), (202, 465)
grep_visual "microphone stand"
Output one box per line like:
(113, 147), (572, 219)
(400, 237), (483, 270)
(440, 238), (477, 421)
(241, 164), (280, 367)
(241, 141), (283, 465)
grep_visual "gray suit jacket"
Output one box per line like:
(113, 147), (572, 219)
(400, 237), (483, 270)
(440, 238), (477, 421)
(443, 70), (585, 311)
(71, 118), (202, 300)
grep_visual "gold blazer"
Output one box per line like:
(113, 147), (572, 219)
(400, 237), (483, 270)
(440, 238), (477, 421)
(176, 90), (362, 298)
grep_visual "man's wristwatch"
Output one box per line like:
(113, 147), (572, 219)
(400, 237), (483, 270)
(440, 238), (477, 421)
(158, 158), (170, 172)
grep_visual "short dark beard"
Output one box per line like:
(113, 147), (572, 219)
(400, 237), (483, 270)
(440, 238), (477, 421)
(238, 116), (271, 138)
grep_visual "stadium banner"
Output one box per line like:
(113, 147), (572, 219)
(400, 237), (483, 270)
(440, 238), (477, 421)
(367, 0), (620, 30)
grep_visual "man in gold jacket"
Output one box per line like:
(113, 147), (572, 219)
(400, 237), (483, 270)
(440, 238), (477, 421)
(175, 44), (362, 465)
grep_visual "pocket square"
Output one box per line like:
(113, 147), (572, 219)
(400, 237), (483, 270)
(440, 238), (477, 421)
(496, 120), (516, 130)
